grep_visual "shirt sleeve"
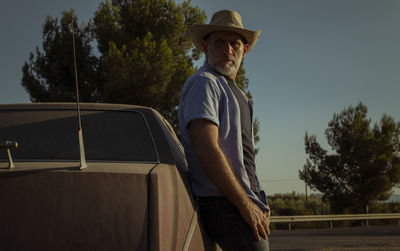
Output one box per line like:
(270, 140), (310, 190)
(181, 76), (221, 128)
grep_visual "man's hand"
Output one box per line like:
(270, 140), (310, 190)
(238, 200), (271, 241)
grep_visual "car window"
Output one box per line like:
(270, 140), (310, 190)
(0, 109), (158, 162)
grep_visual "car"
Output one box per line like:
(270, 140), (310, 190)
(0, 103), (215, 251)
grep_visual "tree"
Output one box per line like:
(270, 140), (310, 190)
(21, 0), (206, 129)
(299, 102), (400, 213)
(21, 10), (103, 102)
(92, 0), (206, 128)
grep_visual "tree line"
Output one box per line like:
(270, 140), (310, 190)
(269, 192), (400, 230)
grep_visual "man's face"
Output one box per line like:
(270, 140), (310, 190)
(202, 31), (248, 80)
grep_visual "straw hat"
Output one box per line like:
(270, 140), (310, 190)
(191, 10), (261, 52)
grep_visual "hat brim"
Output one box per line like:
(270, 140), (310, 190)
(191, 24), (261, 52)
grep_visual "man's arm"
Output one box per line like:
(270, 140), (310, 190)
(188, 119), (270, 241)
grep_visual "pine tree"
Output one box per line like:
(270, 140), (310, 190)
(299, 102), (400, 213)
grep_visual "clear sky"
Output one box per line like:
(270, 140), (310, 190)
(1, 0), (399, 195)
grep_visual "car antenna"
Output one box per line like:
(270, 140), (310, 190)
(71, 19), (87, 169)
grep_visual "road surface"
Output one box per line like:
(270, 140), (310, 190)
(269, 225), (400, 251)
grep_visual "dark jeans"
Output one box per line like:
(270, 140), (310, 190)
(198, 197), (269, 251)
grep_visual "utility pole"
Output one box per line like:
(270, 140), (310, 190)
(305, 182), (308, 209)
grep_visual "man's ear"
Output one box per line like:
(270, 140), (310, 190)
(242, 44), (249, 58)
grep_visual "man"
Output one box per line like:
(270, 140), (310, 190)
(178, 10), (270, 251)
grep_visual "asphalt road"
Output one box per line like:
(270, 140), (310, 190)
(269, 225), (400, 251)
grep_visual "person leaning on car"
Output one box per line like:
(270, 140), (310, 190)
(178, 10), (270, 251)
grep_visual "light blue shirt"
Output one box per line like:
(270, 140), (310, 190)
(178, 61), (268, 212)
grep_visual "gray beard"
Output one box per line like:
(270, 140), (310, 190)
(209, 60), (239, 78)
(215, 63), (237, 77)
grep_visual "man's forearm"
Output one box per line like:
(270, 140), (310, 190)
(196, 142), (252, 208)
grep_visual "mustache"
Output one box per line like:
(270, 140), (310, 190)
(220, 56), (235, 61)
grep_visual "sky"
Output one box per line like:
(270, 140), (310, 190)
(1, 0), (400, 195)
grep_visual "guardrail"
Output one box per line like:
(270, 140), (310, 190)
(270, 213), (400, 230)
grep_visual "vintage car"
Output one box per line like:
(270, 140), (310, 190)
(0, 103), (214, 251)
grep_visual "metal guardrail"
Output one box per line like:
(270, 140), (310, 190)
(270, 213), (400, 230)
